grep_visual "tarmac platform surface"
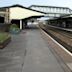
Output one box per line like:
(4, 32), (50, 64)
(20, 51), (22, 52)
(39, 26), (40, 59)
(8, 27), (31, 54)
(0, 29), (70, 72)
(22, 29), (68, 72)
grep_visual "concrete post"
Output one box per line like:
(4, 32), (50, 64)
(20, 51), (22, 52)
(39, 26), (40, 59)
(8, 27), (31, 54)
(20, 20), (22, 29)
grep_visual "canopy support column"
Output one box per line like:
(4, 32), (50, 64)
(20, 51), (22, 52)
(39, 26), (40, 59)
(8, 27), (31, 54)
(20, 20), (22, 29)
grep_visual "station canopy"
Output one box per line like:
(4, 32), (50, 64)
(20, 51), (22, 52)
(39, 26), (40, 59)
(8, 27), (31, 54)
(9, 5), (45, 20)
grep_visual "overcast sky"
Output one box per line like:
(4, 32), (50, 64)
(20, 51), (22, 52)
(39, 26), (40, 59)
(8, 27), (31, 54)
(0, 0), (72, 9)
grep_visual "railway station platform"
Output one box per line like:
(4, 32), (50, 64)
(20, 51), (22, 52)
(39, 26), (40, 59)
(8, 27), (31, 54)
(0, 28), (71, 72)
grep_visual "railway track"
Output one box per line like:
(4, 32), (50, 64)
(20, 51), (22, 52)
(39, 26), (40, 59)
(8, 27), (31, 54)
(49, 27), (72, 39)
(40, 25), (72, 53)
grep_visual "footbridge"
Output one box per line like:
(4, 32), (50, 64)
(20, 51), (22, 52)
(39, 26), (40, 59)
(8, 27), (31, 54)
(29, 5), (72, 17)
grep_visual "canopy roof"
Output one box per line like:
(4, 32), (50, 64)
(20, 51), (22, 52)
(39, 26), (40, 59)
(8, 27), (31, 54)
(9, 5), (45, 20)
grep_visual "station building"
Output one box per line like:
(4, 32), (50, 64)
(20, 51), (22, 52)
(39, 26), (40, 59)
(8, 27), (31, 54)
(0, 4), (45, 29)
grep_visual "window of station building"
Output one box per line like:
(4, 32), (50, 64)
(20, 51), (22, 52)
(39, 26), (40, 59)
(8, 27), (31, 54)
(50, 8), (53, 13)
(38, 7), (42, 12)
(50, 14), (54, 17)
(31, 7), (35, 10)
(55, 14), (60, 17)
(57, 8), (60, 13)
(63, 9), (66, 13)
(42, 7), (45, 12)
(66, 9), (70, 13)
(60, 8), (64, 13)
(63, 9), (69, 13)
(54, 8), (57, 13)
(48, 8), (51, 13)
(35, 7), (39, 11)
(62, 8), (65, 13)
(47, 8), (50, 13)
(43, 8), (47, 12)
